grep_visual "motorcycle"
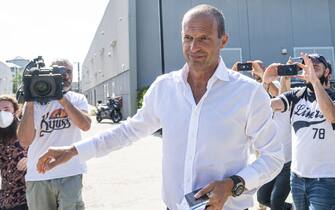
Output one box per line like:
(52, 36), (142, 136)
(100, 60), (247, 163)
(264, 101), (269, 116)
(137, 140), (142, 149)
(96, 96), (123, 123)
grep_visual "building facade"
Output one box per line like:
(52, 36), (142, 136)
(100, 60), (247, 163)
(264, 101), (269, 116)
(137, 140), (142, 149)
(82, 0), (335, 117)
(0, 61), (13, 95)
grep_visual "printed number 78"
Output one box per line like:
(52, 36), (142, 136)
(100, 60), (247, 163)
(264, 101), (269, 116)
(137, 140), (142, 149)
(312, 128), (325, 139)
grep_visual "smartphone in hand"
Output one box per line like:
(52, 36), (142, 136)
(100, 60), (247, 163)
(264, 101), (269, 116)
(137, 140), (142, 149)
(185, 188), (209, 210)
(277, 64), (301, 76)
(237, 62), (252, 71)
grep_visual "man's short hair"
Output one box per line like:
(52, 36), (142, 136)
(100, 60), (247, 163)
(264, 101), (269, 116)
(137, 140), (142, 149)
(182, 4), (226, 38)
(51, 59), (73, 72)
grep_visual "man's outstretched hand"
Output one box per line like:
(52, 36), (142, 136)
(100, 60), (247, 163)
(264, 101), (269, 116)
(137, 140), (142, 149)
(37, 146), (78, 173)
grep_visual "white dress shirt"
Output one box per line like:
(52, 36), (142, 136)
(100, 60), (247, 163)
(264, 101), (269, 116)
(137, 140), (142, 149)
(74, 58), (284, 210)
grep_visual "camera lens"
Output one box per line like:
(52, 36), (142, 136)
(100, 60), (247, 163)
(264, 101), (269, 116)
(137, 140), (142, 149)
(33, 80), (51, 96)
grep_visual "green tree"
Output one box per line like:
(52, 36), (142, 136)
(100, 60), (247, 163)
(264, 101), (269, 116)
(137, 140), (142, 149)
(12, 70), (22, 94)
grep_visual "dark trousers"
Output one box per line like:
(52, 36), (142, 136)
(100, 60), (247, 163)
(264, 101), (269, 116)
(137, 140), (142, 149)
(1, 204), (28, 210)
(257, 161), (292, 210)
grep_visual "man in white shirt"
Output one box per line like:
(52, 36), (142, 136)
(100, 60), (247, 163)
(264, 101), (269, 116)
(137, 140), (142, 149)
(263, 54), (335, 210)
(17, 59), (92, 210)
(36, 4), (283, 210)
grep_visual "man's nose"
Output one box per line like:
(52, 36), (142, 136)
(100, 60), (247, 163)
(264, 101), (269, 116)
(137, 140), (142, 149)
(64, 72), (70, 80)
(190, 39), (200, 52)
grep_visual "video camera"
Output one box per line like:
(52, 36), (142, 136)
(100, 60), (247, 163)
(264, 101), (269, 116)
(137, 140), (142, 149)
(17, 56), (66, 104)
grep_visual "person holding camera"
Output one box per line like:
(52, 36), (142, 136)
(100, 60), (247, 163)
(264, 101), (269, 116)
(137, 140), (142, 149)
(17, 59), (91, 210)
(0, 95), (28, 210)
(35, 5), (284, 210)
(263, 53), (335, 210)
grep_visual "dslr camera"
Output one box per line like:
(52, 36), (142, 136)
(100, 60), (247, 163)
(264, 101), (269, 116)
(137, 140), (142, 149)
(18, 56), (66, 104)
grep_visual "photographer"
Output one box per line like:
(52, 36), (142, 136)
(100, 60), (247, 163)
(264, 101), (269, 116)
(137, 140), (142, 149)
(17, 59), (91, 210)
(0, 95), (28, 210)
(263, 53), (335, 210)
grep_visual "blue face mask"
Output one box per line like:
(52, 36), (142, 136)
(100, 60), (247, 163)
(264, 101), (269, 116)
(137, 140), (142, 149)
(0, 111), (14, 128)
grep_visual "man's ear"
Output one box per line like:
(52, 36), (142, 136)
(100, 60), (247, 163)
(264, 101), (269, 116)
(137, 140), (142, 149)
(220, 34), (229, 49)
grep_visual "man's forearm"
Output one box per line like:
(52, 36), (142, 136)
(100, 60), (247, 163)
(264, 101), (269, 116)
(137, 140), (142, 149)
(17, 102), (36, 147)
(268, 82), (279, 97)
(313, 81), (335, 123)
(59, 98), (91, 131)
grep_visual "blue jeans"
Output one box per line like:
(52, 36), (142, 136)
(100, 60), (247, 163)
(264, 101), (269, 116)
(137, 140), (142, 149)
(257, 161), (292, 210)
(291, 172), (335, 210)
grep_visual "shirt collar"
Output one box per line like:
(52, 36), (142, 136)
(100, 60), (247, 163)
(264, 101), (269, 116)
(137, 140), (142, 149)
(177, 57), (230, 85)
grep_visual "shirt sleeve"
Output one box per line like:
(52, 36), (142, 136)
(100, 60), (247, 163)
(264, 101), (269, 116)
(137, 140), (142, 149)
(65, 92), (89, 112)
(74, 79), (162, 162)
(236, 85), (284, 190)
(279, 89), (301, 112)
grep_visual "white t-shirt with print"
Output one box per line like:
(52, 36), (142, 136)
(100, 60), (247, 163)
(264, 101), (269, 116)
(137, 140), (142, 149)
(280, 88), (335, 178)
(273, 111), (292, 164)
(26, 91), (88, 181)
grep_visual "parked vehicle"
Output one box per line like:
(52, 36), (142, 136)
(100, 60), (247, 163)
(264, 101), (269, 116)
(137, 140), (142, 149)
(96, 96), (122, 123)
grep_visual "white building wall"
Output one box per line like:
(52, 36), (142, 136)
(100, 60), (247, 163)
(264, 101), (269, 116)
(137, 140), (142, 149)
(0, 61), (13, 95)
(82, 0), (137, 117)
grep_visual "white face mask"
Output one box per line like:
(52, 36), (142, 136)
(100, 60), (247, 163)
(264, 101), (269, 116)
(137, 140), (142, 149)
(0, 111), (14, 128)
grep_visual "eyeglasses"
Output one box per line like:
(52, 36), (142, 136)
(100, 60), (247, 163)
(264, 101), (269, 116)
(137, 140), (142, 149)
(64, 69), (72, 74)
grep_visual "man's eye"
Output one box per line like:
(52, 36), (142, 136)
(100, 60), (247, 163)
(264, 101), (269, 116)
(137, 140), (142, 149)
(184, 36), (192, 41)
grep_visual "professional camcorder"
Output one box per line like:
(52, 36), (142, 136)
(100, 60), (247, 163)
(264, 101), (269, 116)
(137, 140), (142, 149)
(17, 56), (66, 104)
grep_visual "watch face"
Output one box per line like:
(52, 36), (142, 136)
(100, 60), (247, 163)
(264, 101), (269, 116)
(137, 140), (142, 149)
(234, 185), (244, 196)
(232, 183), (245, 196)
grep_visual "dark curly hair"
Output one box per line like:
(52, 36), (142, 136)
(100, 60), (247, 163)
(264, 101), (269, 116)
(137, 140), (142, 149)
(0, 95), (19, 144)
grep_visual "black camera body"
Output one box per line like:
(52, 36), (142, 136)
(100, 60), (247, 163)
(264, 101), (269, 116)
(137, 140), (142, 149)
(20, 56), (65, 104)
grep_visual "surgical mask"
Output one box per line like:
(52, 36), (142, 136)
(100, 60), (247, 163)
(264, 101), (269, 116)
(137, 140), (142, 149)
(0, 111), (14, 128)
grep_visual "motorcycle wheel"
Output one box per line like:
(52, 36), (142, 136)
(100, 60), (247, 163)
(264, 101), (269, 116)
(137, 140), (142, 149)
(111, 109), (122, 123)
(96, 115), (103, 123)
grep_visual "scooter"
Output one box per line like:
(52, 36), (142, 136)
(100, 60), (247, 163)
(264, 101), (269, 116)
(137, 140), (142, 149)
(96, 96), (122, 123)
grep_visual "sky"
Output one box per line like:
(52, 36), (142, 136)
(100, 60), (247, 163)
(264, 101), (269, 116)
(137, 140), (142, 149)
(0, 0), (110, 81)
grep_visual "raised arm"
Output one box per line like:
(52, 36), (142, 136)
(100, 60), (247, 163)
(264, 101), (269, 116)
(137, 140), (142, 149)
(300, 54), (335, 123)
(17, 102), (36, 147)
(262, 63), (286, 112)
(58, 97), (91, 131)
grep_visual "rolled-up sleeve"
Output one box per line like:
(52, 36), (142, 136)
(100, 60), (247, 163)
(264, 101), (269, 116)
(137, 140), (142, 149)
(237, 85), (284, 190)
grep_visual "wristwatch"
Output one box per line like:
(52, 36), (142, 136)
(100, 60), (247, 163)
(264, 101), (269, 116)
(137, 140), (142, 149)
(229, 175), (245, 197)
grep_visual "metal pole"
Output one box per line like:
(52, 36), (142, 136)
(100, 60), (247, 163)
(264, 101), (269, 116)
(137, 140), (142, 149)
(77, 62), (80, 92)
(158, 0), (165, 74)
